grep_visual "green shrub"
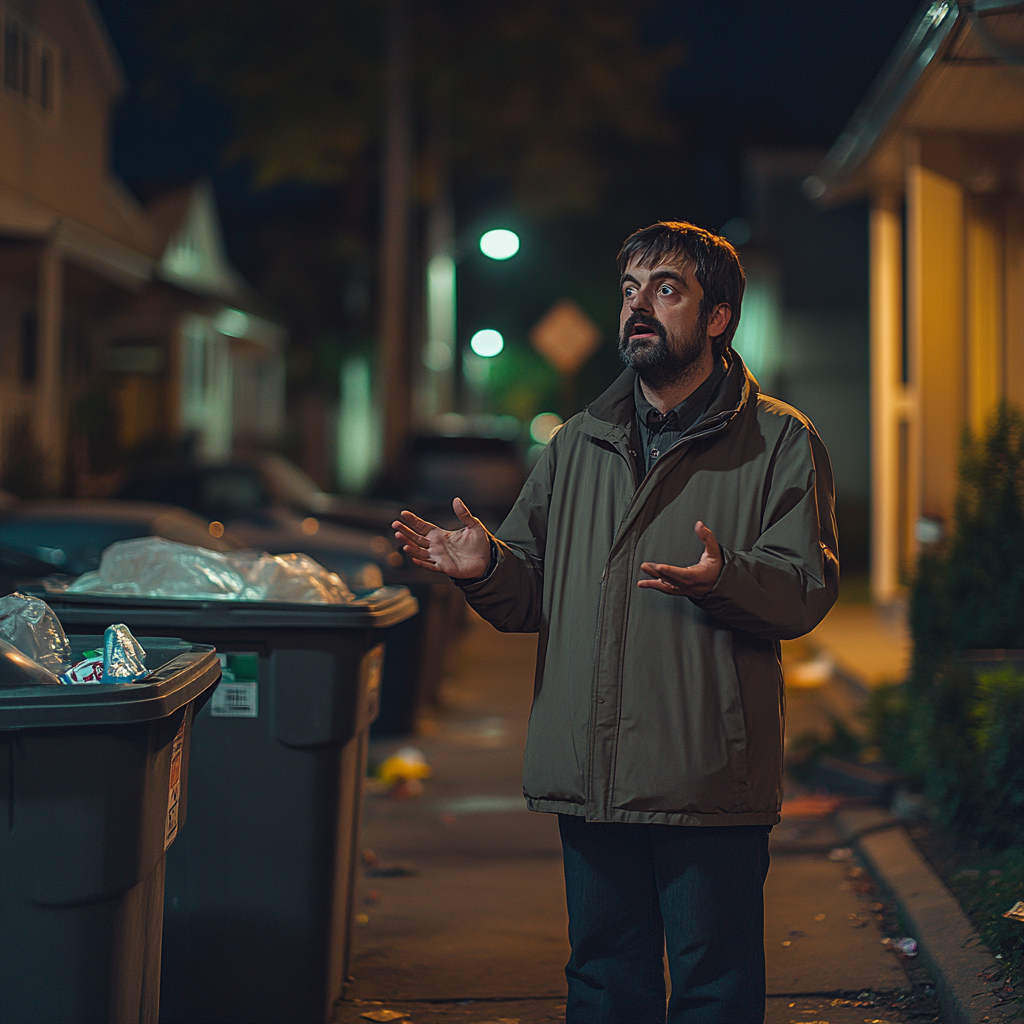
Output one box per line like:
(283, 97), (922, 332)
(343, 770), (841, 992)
(942, 403), (1024, 650)
(875, 403), (1024, 848)
(972, 668), (1024, 847)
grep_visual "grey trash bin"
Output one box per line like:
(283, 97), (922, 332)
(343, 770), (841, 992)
(0, 635), (221, 1024)
(39, 587), (417, 1024)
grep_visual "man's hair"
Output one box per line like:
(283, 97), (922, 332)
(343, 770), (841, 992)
(616, 221), (745, 353)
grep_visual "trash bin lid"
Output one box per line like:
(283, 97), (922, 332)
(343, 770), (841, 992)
(30, 585), (419, 629)
(0, 641), (220, 730)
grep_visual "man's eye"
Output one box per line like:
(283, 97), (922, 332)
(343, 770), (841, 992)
(658, 285), (673, 295)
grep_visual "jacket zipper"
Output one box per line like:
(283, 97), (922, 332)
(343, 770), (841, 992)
(586, 572), (607, 815)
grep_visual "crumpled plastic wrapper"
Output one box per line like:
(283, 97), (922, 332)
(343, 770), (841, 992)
(66, 537), (355, 604)
(0, 592), (72, 674)
(103, 624), (148, 682)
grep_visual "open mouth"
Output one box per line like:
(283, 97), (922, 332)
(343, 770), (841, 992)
(629, 323), (659, 340)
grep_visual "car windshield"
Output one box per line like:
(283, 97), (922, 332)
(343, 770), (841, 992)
(0, 518), (156, 575)
(0, 508), (243, 577)
(120, 467), (269, 519)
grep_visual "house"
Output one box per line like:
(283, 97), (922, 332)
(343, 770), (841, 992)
(807, 0), (1024, 603)
(733, 148), (871, 574)
(0, 0), (284, 495)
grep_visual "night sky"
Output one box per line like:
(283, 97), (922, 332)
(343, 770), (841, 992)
(98, 1), (922, 220)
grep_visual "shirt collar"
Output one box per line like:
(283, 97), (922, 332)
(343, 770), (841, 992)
(633, 355), (727, 428)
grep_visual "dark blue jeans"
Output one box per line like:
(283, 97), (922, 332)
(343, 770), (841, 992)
(558, 815), (770, 1024)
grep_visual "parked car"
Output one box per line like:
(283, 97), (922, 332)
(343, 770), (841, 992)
(0, 500), (247, 596)
(115, 460), (389, 588)
(375, 434), (527, 529)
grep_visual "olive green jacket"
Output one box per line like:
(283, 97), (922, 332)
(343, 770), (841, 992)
(459, 352), (839, 825)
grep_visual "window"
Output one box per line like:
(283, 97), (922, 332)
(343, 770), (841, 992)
(2, 8), (57, 113)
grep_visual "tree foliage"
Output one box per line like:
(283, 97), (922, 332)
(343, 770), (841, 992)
(148, 0), (681, 214)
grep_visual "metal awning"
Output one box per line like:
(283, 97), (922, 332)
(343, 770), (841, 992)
(806, 1), (1024, 204)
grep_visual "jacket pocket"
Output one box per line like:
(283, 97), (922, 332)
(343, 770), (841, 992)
(722, 636), (749, 787)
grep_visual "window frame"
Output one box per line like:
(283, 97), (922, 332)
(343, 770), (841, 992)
(1, 5), (59, 116)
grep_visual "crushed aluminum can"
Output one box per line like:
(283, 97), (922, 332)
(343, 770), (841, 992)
(1003, 900), (1024, 923)
(60, 651), (104, 684)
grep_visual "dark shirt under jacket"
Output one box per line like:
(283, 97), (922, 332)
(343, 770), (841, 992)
(633, 356), (727, 477)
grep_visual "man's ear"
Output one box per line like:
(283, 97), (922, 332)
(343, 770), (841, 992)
(707, 303), (731, 338)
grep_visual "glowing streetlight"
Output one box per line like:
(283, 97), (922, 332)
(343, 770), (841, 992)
(470, 329), (504, 357)
(479, 229), (520, 261)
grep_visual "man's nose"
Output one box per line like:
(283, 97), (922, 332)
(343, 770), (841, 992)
(629, 285), (653, 313)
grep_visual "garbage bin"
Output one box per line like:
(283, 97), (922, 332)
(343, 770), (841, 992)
(371, 569), (464, 736)
(39, 587), (417, 1024)
(0, 635), (221, 1024)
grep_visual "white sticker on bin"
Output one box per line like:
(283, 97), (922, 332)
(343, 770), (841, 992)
(211, 682), (258, 718)
(210, 653), (259, 718)
(165, 715), (186, 850)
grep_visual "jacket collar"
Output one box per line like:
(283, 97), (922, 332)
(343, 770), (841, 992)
(580, 348), (756, 444)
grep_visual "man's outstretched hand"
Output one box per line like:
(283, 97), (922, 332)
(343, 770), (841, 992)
(393, 497), (491, 579)
(638, 520), (723, 599)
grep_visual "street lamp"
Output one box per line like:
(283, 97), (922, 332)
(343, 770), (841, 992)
(479, 229), (520, 261)
(470, 329), (504, 358)
(420, 227), (520, 417)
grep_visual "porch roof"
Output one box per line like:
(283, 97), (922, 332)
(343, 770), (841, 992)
(806, 0), (1024, 204)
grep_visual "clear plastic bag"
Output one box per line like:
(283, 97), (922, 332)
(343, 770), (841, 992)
(103, 624), (148, 682)
(66, 537), (355, 604)
(0, 592), (72, 674)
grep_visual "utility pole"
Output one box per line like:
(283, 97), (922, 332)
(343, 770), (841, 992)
(416, 98), (456, 423)
(377, 0), (413, 471)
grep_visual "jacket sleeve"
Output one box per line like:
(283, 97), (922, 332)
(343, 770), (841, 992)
(454, 430), (558, 633)
(694, 419), (839, 641)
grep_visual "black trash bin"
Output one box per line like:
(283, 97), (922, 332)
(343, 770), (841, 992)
(39, 587), (417, 1024)
(0, 635), (221, 1024)
(371, 569), (464, 736)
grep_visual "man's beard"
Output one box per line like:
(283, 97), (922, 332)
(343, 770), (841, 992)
(617, 310), (708, 390)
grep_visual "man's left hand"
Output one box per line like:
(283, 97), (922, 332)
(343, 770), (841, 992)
(638, 521), (723, 599)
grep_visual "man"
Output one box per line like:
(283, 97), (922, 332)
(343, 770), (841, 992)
(394, 221), (839, 1023)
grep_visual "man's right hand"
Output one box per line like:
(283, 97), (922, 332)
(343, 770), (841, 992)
(392, 497), (491, 579)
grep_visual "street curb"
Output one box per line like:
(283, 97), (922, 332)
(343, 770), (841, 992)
(837, 808), (1012, 1024)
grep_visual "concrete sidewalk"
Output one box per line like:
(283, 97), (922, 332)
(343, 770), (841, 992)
(334, 606), (942, 1024)
(804, 598), (910, 689)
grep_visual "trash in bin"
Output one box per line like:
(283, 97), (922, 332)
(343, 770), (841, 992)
(0, 636), (61, 686)
(61, 623), (149, 684)
(63, 536), (355, 603)
(60, 648), (104, 683)
(0, 591), (71, 673)
(105, 623), (148, 682)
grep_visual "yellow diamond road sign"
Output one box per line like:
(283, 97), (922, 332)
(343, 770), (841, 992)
(530, 299), (601, 375)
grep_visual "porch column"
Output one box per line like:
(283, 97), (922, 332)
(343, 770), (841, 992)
(1004, 197), (1024, 410)
(965, 195), (1004, 434)
(906, 140), (965, 536)
(35, 243), (63, 491)
(869, 191), (903, 605)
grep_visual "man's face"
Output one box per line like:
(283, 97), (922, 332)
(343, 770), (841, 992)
(617, 258), (709, 387)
